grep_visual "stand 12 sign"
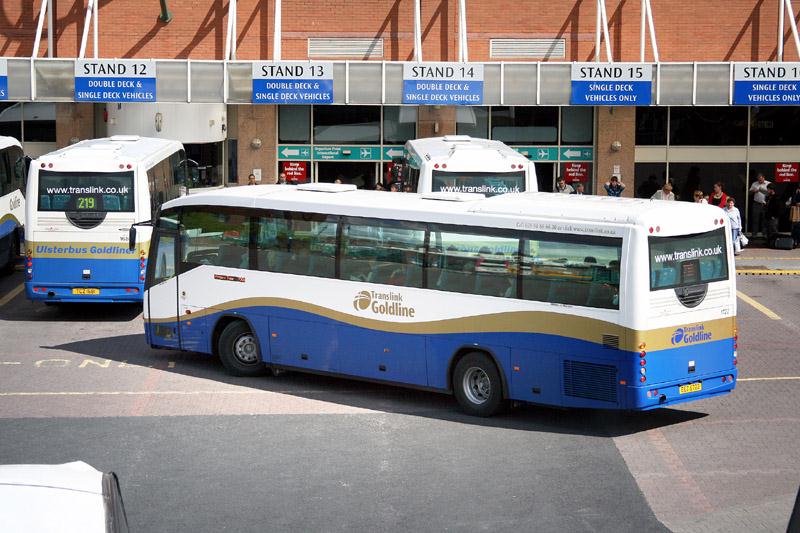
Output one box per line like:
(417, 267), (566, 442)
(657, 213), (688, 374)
(75, 60), (156, 102)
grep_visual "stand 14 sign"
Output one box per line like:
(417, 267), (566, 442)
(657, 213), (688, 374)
(571, 63), (652, 106)
(75, 60), (156, 102)
(403, 63), (484, 105)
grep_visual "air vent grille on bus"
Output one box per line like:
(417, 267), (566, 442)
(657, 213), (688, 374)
(674, 284), (708, 308)
(601, 334), (620, 350)
(66, 211), (107, 230)
(563, 360), (618, 403)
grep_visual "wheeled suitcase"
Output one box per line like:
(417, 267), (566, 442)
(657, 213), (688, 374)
(771, 235), (795, 250)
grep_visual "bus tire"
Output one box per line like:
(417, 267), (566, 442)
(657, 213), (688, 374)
(453, 352), (505, 417)
(218, 320), (267, 377)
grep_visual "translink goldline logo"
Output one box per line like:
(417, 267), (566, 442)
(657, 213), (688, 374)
(353, 290), (416, 317)
(671, 324), (712, 346)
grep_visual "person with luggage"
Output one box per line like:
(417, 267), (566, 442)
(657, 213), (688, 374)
(724, 197), (742, 255)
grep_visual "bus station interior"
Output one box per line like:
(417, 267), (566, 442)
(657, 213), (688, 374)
(2, 0), (800, 232)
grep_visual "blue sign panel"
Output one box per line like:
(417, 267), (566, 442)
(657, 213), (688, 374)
(0, 60), (7, 101)
(75, 60), (156, 102)
(252, 62), (333, 104)
(402, 63), (484, 105)
(733, 63), (800, 105)
(571, 63), (652, 106)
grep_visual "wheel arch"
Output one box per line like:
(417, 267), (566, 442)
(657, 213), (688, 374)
(210, 313), (264, 360)
(446, 345), (509, 399)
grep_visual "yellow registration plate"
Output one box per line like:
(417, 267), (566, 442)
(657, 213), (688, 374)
(679, 382), (702, 395)
(72, 288), (100, 295)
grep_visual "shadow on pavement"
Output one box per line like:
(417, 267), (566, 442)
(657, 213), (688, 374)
(48, 333), (709, 438)
(0, 300), (142, 322)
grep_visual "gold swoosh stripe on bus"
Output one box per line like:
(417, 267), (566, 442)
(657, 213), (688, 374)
(28, 240), (150, 260)
(0, 213), (22, 226)
(148, 297), (734, 352)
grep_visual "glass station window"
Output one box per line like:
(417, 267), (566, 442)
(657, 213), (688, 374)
(634, 163), (668, 198)
(279, 105), (310, 143)
(491, 107), (558, 145)
(750, 107), (800, 145)
(670, 107), (747, 146)
(456, 107), (488, 138)
(667, 163), (746, 204)
(561, 107), (593, 144)
(383, 106), (417, 144)
(635, 107), (667, 145)
(313, 105), (380, 144)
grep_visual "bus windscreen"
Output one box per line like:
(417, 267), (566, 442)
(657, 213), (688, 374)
(649, 227), (728, 290)
(38, 170), (135, 212)
(431, 170), (525, 196)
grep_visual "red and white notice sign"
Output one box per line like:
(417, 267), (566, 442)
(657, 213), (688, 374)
(562, 162), (589, 183)
(281, 161), (308, 183)
(775, 163), (799, 183)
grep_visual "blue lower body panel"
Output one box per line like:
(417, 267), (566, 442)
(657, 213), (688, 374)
(26, 257), (144, 303)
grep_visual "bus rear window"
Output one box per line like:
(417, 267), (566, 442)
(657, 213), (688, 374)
(431, 170), (524, 196)
(38, 170), (135, 212)
(649, 227), (728, 290)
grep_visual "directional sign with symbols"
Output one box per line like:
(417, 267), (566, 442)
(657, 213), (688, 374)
(0, 59), (7, 101)
(382, 146), (405, 160)
(252, 62), (334, 105)
(560, 147), (594, 161)
(278, 145), (312, 161)
(513, 147), (558, 161)
(313, 146), (381, 161)
(403, 63), (484, 105)
(733, 63), (800, 105)
(571, 63), (652, 106)
(75, 60), (156, 102)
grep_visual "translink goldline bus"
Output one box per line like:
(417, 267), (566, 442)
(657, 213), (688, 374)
(0, 136), (26, 274)
(25, 136), (187, 302)
(142, 184), (737, 416)
(404, 136), (537, 196)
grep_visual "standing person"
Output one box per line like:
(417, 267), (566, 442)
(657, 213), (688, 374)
(277, 172), (287, 184)
(765, 184), (783, 242)
(651, 182), (675, 201)
(709, 182), (728, 208)
(604, 176), (626, 197)
(725, 197), (742, 255)
(555, 177), (574, 194)
(749, 173), (770, 236)
(572, 183), (586, 195)
(247, 173), (257, 185)
(693, 190), (708, 204)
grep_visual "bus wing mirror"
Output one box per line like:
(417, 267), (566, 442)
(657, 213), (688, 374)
(128, 226), (137, 251)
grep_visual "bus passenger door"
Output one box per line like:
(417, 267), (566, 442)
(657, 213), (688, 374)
(145, 230), (181, 349)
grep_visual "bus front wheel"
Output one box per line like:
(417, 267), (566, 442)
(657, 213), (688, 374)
(453, 352), (505, 417)
(218, 321), (267, 377)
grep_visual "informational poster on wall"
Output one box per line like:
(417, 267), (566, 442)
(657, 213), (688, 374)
(562, 162), (590, 183)
(570, 63), (652, 106)
(252, 62), (334, 104)
(775, 162), (799, 182)
(75, 60), (156, 102)
(280, 161), (309, 184)
(0, 59), (7, 100)
(402, 63), (484, 105)
(733, 63), (800, 105)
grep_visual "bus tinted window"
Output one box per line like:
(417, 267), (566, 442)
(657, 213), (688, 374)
(256, 212), (337, 278)
(521, 237), (622, 309)
(429, 230), (518, 297)
(431, 170), (524, 196)
(181, 209), (250, 271)
(38, 170), (134, 212)
(340, 218), (424, 288)
(649, 227), (728, 290)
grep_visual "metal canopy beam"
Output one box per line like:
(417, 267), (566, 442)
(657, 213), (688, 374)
(78, 0), (99, 59)
(595, 0), (613, 62)
(778, 0), (800, 61)
(640, 0), (659, 62)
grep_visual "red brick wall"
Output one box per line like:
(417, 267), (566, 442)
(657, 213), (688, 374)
(1, 1), (798, 61)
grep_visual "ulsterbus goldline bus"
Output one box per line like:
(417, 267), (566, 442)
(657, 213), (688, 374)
(403, 136), (538, 196)
(0, 136), (27, 274)
(141, 184), (737, 416)
(25, 136), (187, 303)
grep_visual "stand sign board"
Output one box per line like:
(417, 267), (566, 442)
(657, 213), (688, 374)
(75, 60), (156, 102)
(733, 63), (800, 105)
(571, 63), (652, 106)
(252, 62), (333, 104)
(403, 63), (483, 105)
(0, 60), (7, 100)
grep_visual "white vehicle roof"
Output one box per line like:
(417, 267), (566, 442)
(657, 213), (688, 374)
(405, 135), (529, 166)
(33, 135), (181, 167)
(0, 135), (22, 151)
(163, 185), (728, 237)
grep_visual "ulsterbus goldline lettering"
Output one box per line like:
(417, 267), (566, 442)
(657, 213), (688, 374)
(353, 290), (416, 318)
(36, 245), (136, 255)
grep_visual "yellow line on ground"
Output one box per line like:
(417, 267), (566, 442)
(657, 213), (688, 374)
(736, 269), (800, 275)
(0, 389), (372, 397)
(740, 257), (800, 260)
(738, 376), (800, 382)
(0, 283), (24, 308)
(736, 290), (781, 320)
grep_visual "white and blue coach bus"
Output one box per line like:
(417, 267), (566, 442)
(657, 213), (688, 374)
(0, 136), (26, 274)
(141, 184), (737, 416)
(25, 136), (186, 302)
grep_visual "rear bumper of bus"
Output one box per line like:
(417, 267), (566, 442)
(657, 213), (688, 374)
(25, 283), (144, 303)
(626, 368), (738, 410)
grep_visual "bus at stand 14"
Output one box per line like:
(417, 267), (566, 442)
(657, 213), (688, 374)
(402, 136), (538, 196)
(142, 184), (737, 416)
(0, 136), (27, 275)
(25, 136), (187, 303)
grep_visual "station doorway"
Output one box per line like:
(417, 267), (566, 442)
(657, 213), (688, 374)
(316, 162), (378, 189)
(535, 163), (555, 192)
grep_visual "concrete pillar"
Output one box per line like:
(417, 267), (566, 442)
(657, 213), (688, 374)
(418, 106), (456, 138)
(236, 104), (276, 184)
(594, 106), (635, 197)
(55, 103), (94, 147)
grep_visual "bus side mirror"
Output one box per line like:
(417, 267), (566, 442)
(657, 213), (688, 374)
(128, 226), (137, 251)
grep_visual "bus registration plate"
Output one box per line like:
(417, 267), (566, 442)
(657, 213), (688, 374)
(679, 382), (702, 394)
(72, 288), (100, 295)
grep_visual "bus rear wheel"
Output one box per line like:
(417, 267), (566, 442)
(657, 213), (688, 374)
(2, 236), (18, 275)
(453, 352), (505, 417)
(218, 320), (267, 377)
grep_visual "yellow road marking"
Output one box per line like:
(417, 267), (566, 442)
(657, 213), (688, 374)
(0, 389), (379, 397)
(736, 269), (800, 275)
(736, 290), (781, 320)
(738, 376), (800, 382)
(739, 257), (800, 260)
(0, 283), (24, 308)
